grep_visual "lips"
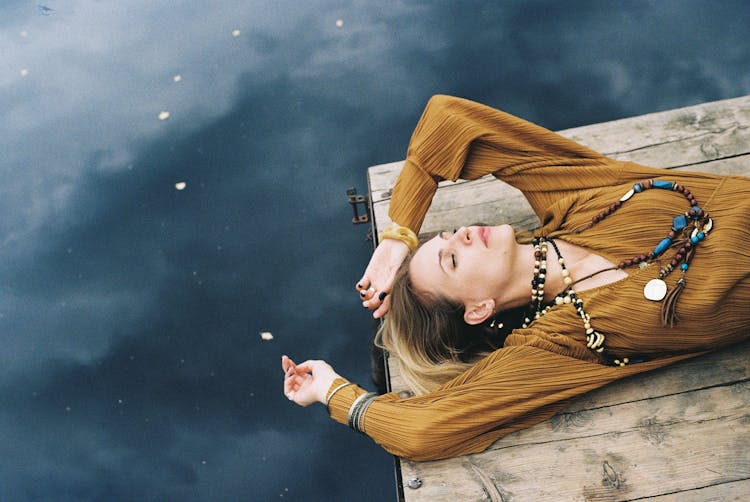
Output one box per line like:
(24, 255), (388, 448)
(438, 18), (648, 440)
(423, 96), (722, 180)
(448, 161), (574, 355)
(479, 227), (489, 247)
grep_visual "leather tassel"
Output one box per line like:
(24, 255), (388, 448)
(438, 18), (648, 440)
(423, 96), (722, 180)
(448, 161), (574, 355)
(661, 277), (686, 327)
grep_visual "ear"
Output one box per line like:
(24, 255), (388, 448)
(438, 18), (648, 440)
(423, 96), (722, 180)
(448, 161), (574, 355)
(463, 299), (496, 325)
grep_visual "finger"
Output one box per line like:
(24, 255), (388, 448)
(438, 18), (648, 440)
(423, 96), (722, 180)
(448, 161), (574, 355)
(356, 277), (370, 291)
(286, 372), (306, 394)
(287, 367), (297, 381)
(292, 360), (317, 374)
(281, 355), (297, 374)
(283, 374), (295, 395)
(360, 285), (377, 300)
(373, 294), (392, 319)
(362, 291), (383, 309)
(288, 377), (302, 394)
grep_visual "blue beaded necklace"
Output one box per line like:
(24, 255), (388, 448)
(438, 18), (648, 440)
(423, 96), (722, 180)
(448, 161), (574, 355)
(523, 179), (714, 365)
(580, 179), (713, 327)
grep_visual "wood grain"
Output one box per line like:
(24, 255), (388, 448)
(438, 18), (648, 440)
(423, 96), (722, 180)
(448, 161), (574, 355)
(367, 95), (750, 501)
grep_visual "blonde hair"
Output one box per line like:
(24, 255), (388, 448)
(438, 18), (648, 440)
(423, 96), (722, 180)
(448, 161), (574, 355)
(375, 255), (524, 395)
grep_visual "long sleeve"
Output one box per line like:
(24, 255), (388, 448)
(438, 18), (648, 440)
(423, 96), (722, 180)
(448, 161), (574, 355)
(327, 335), (698, 461)
(389, 95), (620, 232)
(358, 95), (750, 462)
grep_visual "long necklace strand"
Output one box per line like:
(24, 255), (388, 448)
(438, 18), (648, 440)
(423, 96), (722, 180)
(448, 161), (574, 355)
(579, 179), (713, 326)
(522, 179), (714, 366)
(523, 238), (609, 354)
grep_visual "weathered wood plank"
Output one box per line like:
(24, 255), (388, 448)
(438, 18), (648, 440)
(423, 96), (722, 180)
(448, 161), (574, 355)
(487, 369), (749, 450)
(398, 381), (749, 501)
(368, 95), (750, 501)
(645, 479), (750, 501)
(562, 339), (750, 413)
(372, 178), (535, 237)
(559, 95), (750, 164)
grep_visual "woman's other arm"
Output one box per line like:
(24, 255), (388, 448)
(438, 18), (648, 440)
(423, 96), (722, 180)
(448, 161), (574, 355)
(322, 339), (696, 461)
(282, 355), (340, 406)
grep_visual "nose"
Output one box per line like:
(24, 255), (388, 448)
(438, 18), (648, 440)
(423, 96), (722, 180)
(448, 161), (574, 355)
(454, 226), (472, 245)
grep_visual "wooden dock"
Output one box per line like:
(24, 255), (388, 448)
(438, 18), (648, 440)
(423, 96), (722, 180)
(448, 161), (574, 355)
(366, 95), (750, 501)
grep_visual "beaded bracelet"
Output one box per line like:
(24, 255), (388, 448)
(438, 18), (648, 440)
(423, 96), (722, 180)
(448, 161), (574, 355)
(325, 381), (354, 408)
(380, 224), (419, 251)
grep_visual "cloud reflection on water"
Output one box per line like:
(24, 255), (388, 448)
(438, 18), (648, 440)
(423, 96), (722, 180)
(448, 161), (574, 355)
(1, 0), (749, 500)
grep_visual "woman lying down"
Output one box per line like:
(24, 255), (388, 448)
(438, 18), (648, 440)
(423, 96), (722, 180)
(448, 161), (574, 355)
(281, 95), (750, 461)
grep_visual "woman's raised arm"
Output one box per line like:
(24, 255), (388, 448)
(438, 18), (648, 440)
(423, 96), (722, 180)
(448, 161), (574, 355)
(359, 95), (621, 315)
(355, 238), (410, 318)
(389, 95), (618, 231)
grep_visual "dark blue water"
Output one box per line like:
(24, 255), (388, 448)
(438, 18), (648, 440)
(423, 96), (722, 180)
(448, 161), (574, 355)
(1, 1), (748, 500)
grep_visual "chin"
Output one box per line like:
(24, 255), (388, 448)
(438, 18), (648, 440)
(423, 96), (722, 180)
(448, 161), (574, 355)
(491, 224), (516, 241)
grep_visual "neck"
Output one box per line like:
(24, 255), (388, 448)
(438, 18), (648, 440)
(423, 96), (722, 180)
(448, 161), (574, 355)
(493, 241), (566, 310)
(498, 239), (594, 310)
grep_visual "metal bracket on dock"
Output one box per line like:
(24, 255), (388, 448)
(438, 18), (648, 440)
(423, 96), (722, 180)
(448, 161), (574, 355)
(346, 187), (370, 224)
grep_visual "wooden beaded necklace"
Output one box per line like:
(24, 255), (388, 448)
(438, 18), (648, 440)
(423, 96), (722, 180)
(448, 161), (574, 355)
(522, 179), (714, 365)
(522, 237), (611, 358)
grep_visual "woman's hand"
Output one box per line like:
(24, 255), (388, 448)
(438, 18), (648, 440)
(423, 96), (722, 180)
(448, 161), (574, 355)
(281, 355), (341, 407)
(356, 238), (410, 318)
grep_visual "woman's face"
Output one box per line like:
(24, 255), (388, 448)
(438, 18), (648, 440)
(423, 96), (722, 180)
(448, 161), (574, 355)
(409, 225), (517, 308)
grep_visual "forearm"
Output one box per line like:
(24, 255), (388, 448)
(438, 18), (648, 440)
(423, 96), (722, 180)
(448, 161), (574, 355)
(324, 344), (695, 461)
(387, 95), (621, 231)
(323, 349), (572, 460)
(387, 158), (438, 233)
(326, 381), (456, 460)
(325, 377), (551, 461)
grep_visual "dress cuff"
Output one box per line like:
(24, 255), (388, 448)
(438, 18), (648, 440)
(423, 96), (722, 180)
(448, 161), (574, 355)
(326, 379), (367, 425)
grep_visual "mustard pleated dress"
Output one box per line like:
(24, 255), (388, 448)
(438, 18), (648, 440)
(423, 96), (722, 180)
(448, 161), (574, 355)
(327, 95), (750, 461)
